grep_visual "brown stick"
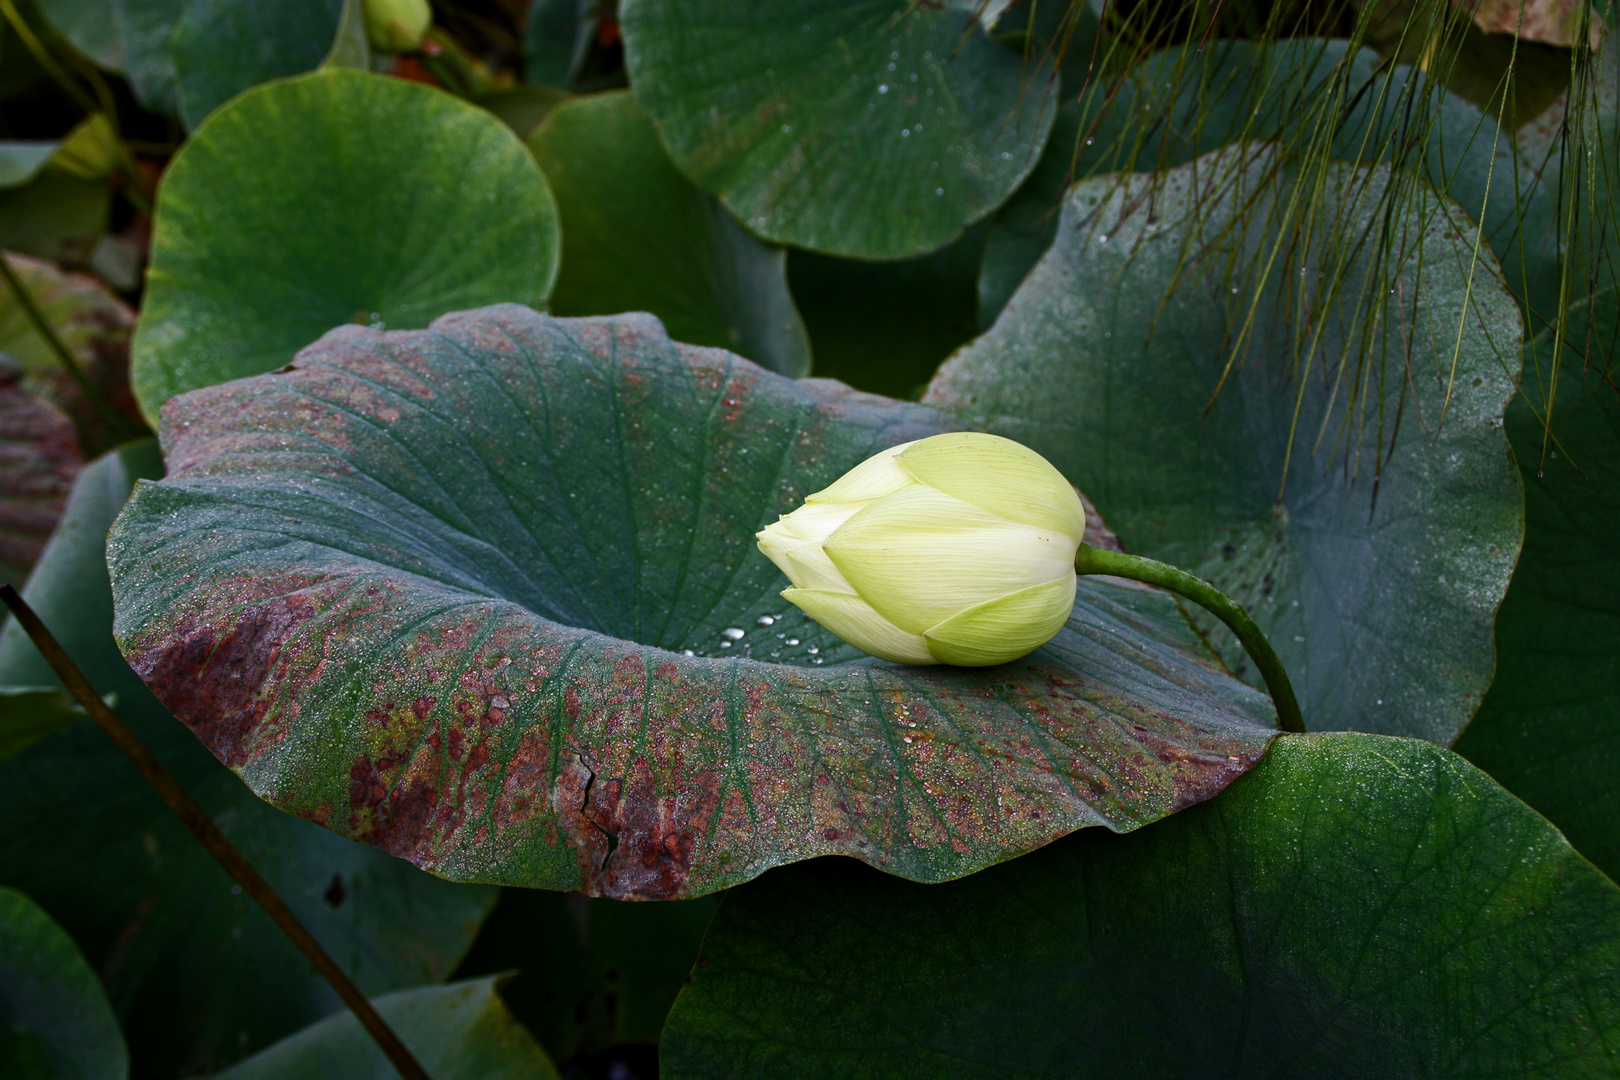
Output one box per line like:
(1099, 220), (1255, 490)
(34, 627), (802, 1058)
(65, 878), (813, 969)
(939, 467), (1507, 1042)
(0, 585), (432, 1080)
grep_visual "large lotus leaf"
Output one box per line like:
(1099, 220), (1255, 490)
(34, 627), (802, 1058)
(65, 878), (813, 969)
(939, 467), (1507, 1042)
(107, 304), (1281, 901)
(131, 68), (559, 427)
(660, 732), (1620, 1078)
(211, 978), (558, 1080)
(0, 887), (126, 1080)
(980, 38), (1545, 326)
(455, 889), (718, 1061)
(0, 441), (497, 1078)
(1456, 287), (1620, 881)
(528, 91), (811, 378)
(619, 0), (1057, 259)
(930, 145), (1523, 744)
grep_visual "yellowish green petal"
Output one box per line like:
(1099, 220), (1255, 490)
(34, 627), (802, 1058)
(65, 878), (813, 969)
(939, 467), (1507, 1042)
(923, 575), (1077, 666)
(756, 520), (803, 582)
(823, 486), (1075, 634)
(781, 588), (936, 664)
(807, 441), (917, 504)
(782, 542), (854, 593)
(775, 500), (865, 543)
(897, 432), (1085, 538)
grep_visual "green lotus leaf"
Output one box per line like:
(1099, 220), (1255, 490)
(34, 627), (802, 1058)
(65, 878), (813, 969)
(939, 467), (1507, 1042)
(661, 732), (1620, 1077)
(131, 67), (560, 426)
(1457, 286), (1620, 881)
(619, 0), (1057, 259)
(0, 887), (126, 1080)
(211, 978), (558, 1080)
(929, 144), (1523, 744)
(108, 304), (1281, 900)
(0, 440), (497, 1077)
(980, 39), (1544, 327)
(529, 90), (811, 377)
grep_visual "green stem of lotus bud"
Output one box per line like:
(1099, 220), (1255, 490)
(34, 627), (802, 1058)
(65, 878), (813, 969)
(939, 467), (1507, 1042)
(1074, 545), (1306, 735)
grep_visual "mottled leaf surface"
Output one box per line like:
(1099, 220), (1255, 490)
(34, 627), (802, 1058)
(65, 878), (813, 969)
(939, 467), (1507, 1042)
(108, 304), (1279, 901)
(620, 0), (1057, 258)
(529, 91), (811, 377)
(1457, 288), (1620, 881)
(0, 441), (497, 1078)
(0, 251), (132, 375)
(131, 68), (559, 426)
(929, 146), (1523, 744)
(662, 733), (1620, 1079)
(0, 887), (126, 1080)
(211, 978), (558, 1080)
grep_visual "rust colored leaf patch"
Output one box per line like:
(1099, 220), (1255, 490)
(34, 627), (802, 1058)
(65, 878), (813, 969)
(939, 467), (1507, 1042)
(0, 357), (82, 582)
(108, 305), (1278, 899)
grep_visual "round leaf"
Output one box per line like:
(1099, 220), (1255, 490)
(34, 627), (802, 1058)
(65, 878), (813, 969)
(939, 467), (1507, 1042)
(662, 732), (1620, 1078)
(108, 304), (1280, 900)
(1457, 287), (1620, 881)
(928, 145), (1524, 744)
(529, 90), (811, 377)
(131, 67), (560, 427)
(0, 887), (126, 1080)
(619, 0), (1057, 259)
(0, 441), (497, 1078)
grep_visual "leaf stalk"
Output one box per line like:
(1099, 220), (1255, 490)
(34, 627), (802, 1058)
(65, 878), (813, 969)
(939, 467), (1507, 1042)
(1074, 544), (1306, 734)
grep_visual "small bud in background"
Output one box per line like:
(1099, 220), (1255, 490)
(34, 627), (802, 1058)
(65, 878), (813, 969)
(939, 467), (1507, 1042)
(757, 432), (1085, 666)
(363, 0), (432, 53)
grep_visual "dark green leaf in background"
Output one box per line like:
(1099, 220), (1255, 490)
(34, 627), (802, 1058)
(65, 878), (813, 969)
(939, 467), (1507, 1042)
(471, 85), (569, 141)
(980, 38), (1542, 327)
(108, 304), (1280, 901)
(525, 0), (594, 89)
(168, 0), (343, 128)
(111, 0), (184, 117)
(620, 0), (1058, 259)
(209, 978), (559, 1080)
(662, 733), (1620, 1078)
(929, 145), (1524, 744)
(0, 887), (127, 1080)
(529, 90), (811, 377)
(1457, 287), (1620, 882)
(34, 0), (123, 70)
(788, 224), (987, 400)
(130, 67), (560, 426)
(0, 440), (498, 1078)
(455, 889), (717, 1062)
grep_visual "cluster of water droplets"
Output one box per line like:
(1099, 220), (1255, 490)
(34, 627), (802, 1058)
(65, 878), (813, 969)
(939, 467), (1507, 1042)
(681, 612), (826, 663)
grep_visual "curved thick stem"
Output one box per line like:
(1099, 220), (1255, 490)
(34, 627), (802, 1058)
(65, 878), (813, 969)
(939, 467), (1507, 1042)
(1074, 544), (1306, 735)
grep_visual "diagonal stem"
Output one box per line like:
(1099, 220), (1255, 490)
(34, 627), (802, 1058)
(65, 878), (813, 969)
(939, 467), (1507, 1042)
(0, 586), (433, 1080)
(1074, 544), (1306, 734)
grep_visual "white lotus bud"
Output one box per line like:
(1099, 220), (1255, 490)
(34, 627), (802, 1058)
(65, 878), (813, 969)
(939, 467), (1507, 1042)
(364, 0), (431, 53)
(756, 432), (1085, 666)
